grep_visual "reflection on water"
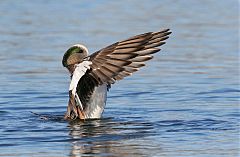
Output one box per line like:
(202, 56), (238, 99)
(36, 115), (236, 157)
(68, 118), (152, 156)
(0, 0), (239, 156)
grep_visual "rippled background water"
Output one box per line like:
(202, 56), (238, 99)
(0, 0), (239, 156)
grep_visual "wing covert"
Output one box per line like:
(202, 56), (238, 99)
(88, 29), (171, 85)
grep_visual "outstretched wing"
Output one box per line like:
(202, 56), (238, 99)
(88, 28), (171, 85)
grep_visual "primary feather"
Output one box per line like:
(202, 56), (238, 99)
(89, 29), (172, 84)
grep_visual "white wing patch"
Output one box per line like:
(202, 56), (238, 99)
(69, 61), (92, 96)
(68, 61), (107, 119)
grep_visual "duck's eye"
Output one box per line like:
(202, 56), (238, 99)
(77, 49), (83, 53)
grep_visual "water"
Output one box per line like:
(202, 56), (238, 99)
(0, 0), (239, 156)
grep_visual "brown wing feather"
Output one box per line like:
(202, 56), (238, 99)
(88, 29), (171, 85)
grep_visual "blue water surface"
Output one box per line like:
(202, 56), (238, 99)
(0, 0), (239, 156)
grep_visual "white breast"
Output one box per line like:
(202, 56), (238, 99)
(84, 84), (108, 119)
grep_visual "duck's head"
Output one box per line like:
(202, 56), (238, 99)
(62, 44), (89, 73)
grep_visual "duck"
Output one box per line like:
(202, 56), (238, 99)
(62, 29), (171, 120)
